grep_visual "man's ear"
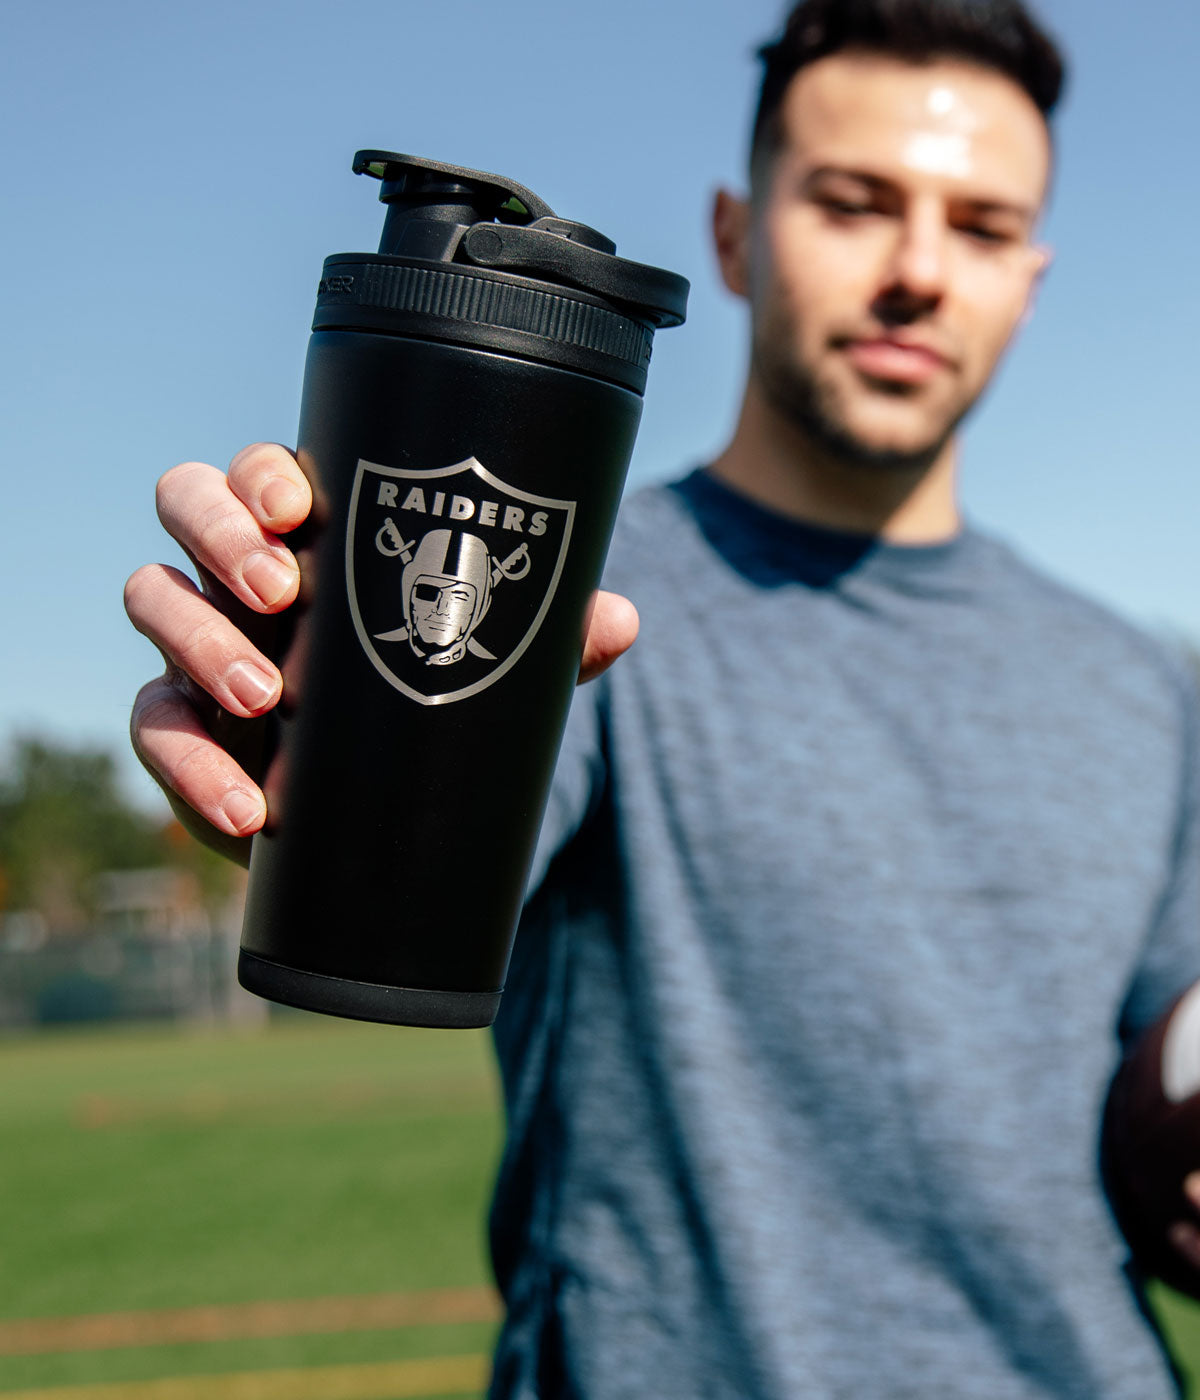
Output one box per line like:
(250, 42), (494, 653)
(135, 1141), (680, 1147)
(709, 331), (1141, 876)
(1017, 242), (1054, 329)
(712, 188), (752, 299)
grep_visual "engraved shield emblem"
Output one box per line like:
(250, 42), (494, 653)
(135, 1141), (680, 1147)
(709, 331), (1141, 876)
(347, 458), (576, 705)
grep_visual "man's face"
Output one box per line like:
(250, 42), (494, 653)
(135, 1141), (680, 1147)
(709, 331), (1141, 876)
(729, 52), (1051, 466)
(410, 575), (477, 648)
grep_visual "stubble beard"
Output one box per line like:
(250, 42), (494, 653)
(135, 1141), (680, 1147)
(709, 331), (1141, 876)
(752, 333), (967, 475)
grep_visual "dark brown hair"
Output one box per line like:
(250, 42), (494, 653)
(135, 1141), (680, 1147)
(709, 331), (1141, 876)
(751, 0), (1066, 174)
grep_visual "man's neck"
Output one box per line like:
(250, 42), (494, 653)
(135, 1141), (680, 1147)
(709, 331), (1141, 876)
(708, 381), (962, 544)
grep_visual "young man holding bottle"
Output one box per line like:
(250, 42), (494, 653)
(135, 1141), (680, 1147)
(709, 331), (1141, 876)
(125, 1), (1200, 1394)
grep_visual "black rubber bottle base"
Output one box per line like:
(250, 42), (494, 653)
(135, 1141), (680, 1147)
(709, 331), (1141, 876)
(237, 951), (502, 1029)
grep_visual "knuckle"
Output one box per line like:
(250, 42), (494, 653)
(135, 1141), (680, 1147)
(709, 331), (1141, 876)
(131, 683), (187, 738)
(123, 563), (157, 615)
(156, 460), (208, 515)
(193, 495), (253, 565)
(228, 442), (272, 475)
(130, 690), (228, 808)
(124, 564), (200, 639)
(175, 613), (226, 672)
(229, 442), (296, 489)
(170, 737), (230, 795)
(123, 562), (185, 618)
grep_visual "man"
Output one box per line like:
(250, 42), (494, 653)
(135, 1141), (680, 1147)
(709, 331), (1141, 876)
(125, 1), (1200, 1395)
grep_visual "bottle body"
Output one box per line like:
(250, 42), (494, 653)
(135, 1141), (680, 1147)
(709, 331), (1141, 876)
(238, 330), (642, 1027)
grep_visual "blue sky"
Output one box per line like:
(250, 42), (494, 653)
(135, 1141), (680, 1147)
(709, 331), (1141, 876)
(2, 0), (1197, 807)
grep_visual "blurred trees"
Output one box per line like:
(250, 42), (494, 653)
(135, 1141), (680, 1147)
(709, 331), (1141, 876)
(0, 735), (238, 932)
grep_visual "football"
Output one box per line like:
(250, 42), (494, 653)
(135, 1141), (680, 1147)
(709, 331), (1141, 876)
(1104, 989), (1200, 1298)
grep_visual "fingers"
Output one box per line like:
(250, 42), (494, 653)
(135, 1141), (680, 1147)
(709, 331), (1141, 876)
(579, 590), (639, 684)
(125, 564), (282, 717)
(127, 443), (307, 859)
(155, 446), (309, 614)
(1168, 1174), (1200, 1270)
(131, 675), (266, 842)
(1170, 1221), (1200, 1272)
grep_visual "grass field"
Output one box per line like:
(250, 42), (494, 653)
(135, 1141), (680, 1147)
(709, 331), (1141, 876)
(0, 1016), (503, 1399)
(6, 1017), (1200, 1398)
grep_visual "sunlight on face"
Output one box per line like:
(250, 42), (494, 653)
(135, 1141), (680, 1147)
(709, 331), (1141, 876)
(925, 84), (979, 128)
(927, 86), (957, 117)
(905, 83), (986, 177)
(902, 131), (973, 179)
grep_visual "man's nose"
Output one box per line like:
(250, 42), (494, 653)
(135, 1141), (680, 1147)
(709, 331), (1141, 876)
(880, 208), (947, 310)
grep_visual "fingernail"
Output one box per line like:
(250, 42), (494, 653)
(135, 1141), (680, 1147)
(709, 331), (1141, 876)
(222, 790), (264, 834)
(244, 551), (297, 607)
(260, 477), (303, 521)
(225, 660), (279, 713)
(1171, 1220), (1200, 1252)
(1184, 1172), (1200, 1210)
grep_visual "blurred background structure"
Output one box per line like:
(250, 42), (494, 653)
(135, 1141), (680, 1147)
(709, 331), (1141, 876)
(2, 0), (1199, 1396)
(0, 734), (252, 1029)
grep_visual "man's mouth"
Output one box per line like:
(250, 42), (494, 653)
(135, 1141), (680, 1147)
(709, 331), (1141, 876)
(839, 335), (953, 386)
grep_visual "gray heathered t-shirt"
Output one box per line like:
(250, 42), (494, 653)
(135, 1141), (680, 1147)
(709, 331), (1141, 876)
(488, 468), (1200, 1400)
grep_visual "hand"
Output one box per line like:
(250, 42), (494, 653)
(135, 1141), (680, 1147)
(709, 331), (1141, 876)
(125, 443), (638, 863)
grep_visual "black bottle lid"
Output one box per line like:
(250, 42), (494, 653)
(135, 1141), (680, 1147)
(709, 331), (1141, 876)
(311, 151), (690, 394)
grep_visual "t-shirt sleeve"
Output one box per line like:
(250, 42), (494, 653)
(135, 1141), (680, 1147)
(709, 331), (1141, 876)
(523, 677), (608, 903)
(1118, 663), (1200, 1048)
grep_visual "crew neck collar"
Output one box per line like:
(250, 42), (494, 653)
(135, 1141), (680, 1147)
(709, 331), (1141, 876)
(669, 467), (985, 594)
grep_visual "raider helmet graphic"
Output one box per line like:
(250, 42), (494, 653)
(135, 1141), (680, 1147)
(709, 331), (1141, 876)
(374, 528), (496, 666)
(346, 457), (575, 706)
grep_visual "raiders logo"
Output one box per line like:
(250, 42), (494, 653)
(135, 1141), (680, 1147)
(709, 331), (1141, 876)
(346, 458), (576, 705)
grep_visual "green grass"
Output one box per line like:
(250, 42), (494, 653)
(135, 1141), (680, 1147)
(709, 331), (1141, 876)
(1150, 1281), (1200, 1396)
(0, 1015), (503, 1395)
(7, 1017), (1200, 1397)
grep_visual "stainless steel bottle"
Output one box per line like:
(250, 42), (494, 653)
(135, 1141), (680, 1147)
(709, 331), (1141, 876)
(237, 151), (688, 1028)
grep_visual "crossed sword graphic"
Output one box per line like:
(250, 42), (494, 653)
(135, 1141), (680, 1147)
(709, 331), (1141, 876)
(374, 516), (532, 585)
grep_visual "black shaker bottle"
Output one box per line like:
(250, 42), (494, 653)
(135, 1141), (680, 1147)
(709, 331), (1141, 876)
(237, 151), (688, 1028)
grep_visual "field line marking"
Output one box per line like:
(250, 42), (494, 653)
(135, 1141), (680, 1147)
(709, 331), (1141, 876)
(0, 1351), (489, 1400)
(0, 1288), (501, 1357)
(73, 1073), (493, 1130)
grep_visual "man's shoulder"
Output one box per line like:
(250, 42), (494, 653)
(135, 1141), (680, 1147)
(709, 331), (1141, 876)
(976, 528), (1198, 716)
(599, 476), (1198, 721)
(612, 470), (698, 535)
(601, 470), (709, 586)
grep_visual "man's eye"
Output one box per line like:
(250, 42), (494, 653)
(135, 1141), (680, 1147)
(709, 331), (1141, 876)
(824, 199), (873, 217)
(961, 225), (1016, 246)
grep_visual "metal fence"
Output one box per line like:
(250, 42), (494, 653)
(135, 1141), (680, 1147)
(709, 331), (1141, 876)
(0, 880), (264, 1028)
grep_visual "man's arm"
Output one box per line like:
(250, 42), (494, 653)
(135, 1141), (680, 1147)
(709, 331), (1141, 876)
(124, 441), (638, 865)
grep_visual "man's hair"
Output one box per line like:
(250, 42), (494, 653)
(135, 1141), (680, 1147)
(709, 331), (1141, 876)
(751, 0), (1066, 176)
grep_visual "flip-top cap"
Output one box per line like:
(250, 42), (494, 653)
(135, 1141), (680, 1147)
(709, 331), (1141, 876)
(311, 151), (688, 395)
(352, 151), (689, 329)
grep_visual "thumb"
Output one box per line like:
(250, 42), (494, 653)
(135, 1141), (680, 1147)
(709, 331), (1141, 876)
(579, 590), (638, 683)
